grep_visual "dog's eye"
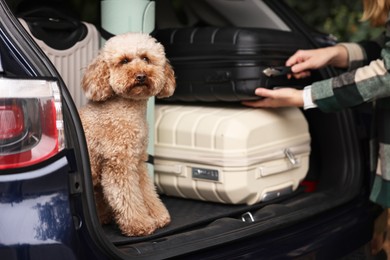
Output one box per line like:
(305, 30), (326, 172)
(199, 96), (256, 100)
(120, 58), (130, 65)
(141, 56), (150, 63)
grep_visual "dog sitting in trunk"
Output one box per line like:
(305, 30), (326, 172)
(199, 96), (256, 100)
(79, 32), (175, 236)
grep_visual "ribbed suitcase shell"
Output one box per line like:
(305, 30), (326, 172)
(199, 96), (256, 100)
(154, 104), (311, 205)
(19, 19), (100, 108)
(153, 27), (313, 102)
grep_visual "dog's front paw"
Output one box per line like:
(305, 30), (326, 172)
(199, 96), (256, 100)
(147, 199), (171, 228)
(154, 207), (171, 228)
(118, 216), (158, 237)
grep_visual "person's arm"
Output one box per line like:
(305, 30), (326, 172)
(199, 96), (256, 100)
(243, 40), (386, 111)
(285, 45), (349, 79)
(311, 57), (390, 112)
(241, 86), (317, 110)
(242, 45), (349, 109)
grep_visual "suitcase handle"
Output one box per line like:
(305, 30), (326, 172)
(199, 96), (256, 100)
(155, 163), (184, 175)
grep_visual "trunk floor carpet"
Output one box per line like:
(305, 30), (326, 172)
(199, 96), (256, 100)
(103, 190), (302, 245)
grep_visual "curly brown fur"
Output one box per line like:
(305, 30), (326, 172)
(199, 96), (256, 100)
(79, 32), (175, 236)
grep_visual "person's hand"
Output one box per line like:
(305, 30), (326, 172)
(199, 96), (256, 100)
(242, 87), (303, 108)
(286, 45), (348, 79)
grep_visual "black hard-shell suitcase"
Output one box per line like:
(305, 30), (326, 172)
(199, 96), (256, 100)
(153, 27), (314, 102)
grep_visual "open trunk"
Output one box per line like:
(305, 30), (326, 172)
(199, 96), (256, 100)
(97, 0), (370, 258)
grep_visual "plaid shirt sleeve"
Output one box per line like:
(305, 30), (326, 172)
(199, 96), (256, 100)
(310, 16), (390, 208)
(311, 22), (390, 112)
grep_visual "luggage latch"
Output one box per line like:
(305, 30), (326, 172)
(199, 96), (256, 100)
(284, 148), (298, 167)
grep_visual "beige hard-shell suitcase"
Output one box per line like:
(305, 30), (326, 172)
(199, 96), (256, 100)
(154, 104), (311, 205)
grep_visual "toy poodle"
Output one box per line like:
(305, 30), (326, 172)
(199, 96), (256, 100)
(79, 32), (175, 236)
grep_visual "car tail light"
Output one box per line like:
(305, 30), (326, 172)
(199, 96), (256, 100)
(0, 78), (64, 169)
(0, 103), (25, 140)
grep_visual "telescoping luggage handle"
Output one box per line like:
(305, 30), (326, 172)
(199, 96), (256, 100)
(263, 66), (292, 77)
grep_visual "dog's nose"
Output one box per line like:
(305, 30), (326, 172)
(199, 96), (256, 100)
(136, 74), (146, 83)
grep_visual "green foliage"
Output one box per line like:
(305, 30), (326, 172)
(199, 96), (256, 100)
(286, 0), (383, 42)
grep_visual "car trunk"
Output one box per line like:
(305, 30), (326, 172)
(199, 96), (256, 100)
(93, 1), (369, 257)
(96, 1), (370, 257)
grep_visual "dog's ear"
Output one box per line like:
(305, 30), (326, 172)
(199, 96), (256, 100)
(82, 56), (113, 101)
(157, 61), (176, 99)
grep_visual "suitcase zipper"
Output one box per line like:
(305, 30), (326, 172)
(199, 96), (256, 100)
(284, 148), (298, 166)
